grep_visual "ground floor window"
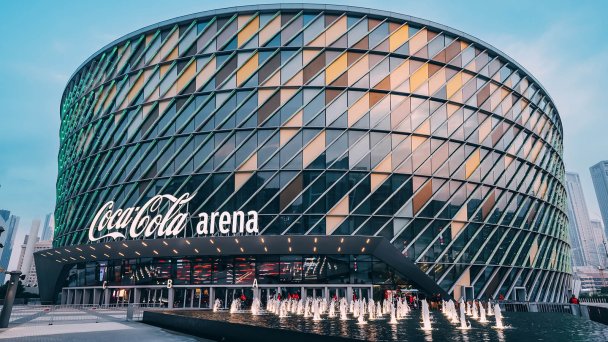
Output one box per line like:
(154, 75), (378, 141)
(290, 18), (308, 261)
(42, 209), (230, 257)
(64, 254), (413, 288)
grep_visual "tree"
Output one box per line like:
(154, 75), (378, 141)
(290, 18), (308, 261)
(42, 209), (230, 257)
(0, 280), (38, 299)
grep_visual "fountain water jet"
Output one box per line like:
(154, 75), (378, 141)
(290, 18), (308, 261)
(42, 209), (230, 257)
(472, 300), (479, 319)
(357, 300), (367, 325)
(213, 299), (221, 312)
(421, 300), (432, 331)
(389, 304), (398, 324)
(340, 298), (348, 320)
(458, 300), (471, 329)
(328, 299), (336, 318)
(450, 301), (459, 324)
(395, 300), (401, 320)
(368, 299), (375, 320)
(230, 299), (240, 313)
(304, 298), (312, 317)
(279, 300), (289, 318)
(290, 299), (297, 314)
(251, 297), (261, 315)
(494, 303), (505, 329)
(443, 300), (459, 324)
(313, 299), (322, 321)
(402, 299), (410, 316)
(479, 302), (488, 323)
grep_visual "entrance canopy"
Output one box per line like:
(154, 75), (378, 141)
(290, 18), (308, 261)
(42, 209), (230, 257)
(35, 236), (449, 303)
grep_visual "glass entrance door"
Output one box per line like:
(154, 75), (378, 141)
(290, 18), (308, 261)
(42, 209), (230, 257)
(173, 288), (187, 308)
(259, 287), (279, 305)
(184, 288), (195, 308)
(177, 287), (210, 308)
(328, 287), (346, 300)
(214, 287), (227, 309)
(139, 288), (168, 307)
(305, 287), (325, 299)
(196, 287), (211, 308)
(224, 288), (254, 309)
(280, 287), (302, 300)
(353, 287), (371, 301)
(110, 288), (131, 305)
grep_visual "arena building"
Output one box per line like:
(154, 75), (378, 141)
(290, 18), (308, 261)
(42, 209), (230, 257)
(35, 4), (570, 306)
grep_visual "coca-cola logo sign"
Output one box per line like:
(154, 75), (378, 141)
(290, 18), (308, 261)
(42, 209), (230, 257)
(88, 193), (258, 242)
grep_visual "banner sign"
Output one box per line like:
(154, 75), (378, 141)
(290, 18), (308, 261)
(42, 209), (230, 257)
(88, 193), (258, 242)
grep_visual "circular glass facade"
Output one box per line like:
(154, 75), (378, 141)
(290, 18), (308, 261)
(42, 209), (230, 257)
(56, 5), (569, 302)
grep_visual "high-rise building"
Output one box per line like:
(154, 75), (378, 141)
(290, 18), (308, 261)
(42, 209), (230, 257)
(573, 265), (608, 294)
(0, 210), (20, 282)
(41, 213), (55, 241)
(20, 220), (40, 279)
(566, 172), (600, 267)
(590, 161), (608, 237)
(16, 231), (52, 289)
(0, 213), (8, 271)
(36, 4), (570, 305)
(591, 219), (607, 267)
(0, 210), (9, 222)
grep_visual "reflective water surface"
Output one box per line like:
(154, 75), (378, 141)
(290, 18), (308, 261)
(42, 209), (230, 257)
(170, 310), (608, 341)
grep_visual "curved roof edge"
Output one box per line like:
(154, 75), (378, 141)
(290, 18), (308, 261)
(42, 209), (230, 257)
(64, 3), (560, 126)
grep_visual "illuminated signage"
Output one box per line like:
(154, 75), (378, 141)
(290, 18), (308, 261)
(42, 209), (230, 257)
(88, 193), (258, 241)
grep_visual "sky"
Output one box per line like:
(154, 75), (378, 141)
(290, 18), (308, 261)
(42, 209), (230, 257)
(1, 0), (607, 268)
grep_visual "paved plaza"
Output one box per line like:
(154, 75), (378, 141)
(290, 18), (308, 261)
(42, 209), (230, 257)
(0, 305), (209, 341)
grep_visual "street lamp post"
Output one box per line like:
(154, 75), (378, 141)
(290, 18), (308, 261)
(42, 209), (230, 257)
(0, 271), (24, 328)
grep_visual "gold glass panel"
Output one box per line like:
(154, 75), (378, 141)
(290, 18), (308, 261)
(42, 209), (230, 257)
(238, 16), (259, 47)
(259, 15), (281, 45)
(389, 24), (408, 52)
(325, 16), (347, 46)
(326, 53), (347, 85)
(303, 131), (325, 167)
(465, 149), (480, 179)
(347, 93), (369, 126)
(280, 128), (298, 146)
(236, 52), (258, 86)
(446, 72), (462, 98)
(196, 57), (216, 89)
(235, 172), (253, 191)
(408, 28), (427, 54)
(371, 173), (389, 191)
(326, 216), (346, 235)
(409, 63), (428, 92)
(413, 179), (433, 214)
(176, 60), (196, 90)
(348, 55), (369, 86)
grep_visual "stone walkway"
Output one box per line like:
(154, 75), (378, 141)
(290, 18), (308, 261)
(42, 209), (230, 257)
(0, 321), (210, 341)
(0, 306), (211, 341)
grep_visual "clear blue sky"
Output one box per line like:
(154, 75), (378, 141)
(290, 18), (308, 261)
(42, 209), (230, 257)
(1, 0), (607, 247)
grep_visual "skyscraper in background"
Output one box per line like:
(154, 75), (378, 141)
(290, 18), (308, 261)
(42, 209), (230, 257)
(0, 210), (9, 222)
(17, 225), (52, 290)
(566, 172), (602, 267)
(0, 212), (9, 266)
(590, 161), (608, 237)
(41, 213), (54, 241)
(19, 220), (40, 279)
(591, 219), (607, 267)
(0, 209), (20, 282)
